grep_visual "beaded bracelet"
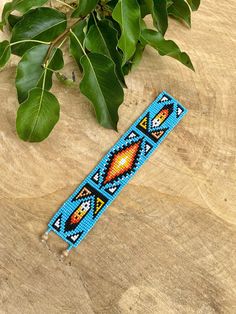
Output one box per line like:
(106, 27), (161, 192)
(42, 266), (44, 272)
(42, 91), (187, 256)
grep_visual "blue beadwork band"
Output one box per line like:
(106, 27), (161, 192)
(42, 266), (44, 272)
(47, 91), (187, 251)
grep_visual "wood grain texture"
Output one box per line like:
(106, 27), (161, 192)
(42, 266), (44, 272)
(0, 1), (236, 313)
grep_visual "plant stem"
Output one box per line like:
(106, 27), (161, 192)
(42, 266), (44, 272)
(10, 39), (51, 47)
(42, 37), (67, 74)
(43, 17), (85, 65)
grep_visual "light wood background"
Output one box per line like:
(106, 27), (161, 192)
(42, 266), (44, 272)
(0, 1), (235, 313)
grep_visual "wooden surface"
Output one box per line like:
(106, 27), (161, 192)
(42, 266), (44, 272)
(0, 1), (236, 313)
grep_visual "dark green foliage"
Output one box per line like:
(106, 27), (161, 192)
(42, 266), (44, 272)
(0, 0), (200, 142)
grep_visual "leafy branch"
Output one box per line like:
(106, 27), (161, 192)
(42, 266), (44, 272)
(0, 0), (200, 142)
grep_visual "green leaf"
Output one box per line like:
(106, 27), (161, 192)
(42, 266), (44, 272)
(16, 44), (64, 103)
(80, 53), (124, 129)
(112, 0), (141, 65)
(8, 14), (22, 29)
(70, 20), (87, 71)
(168, 0), (191, 27)
(138, 0), (152, 17)
(106, 0), (119, 10)
(71, 22), (124, 129)
(122, 42), (145, 75)
(0, 2), (12, 29)
(71, 0), (99, 17)
(138, 0), (168, 34)
(87, 10), (97, 29)
(141, 28), (194, 70)
(166, 0), (173, 7)
(152, 0), (168, 35)
(186, 0), (200, 11)
(11, 0), (48, 12)
(85, 19), (125, 86)
(130, 42), (145, 70)
(104, 16), (121, 37)
(0, 0), (48, 29)
(16, 87), (60, 142)
(11, 7), (67, 56)
(0, 40), (11, 70)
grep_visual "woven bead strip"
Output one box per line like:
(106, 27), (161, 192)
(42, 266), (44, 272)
(46, 91), (187, 251)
